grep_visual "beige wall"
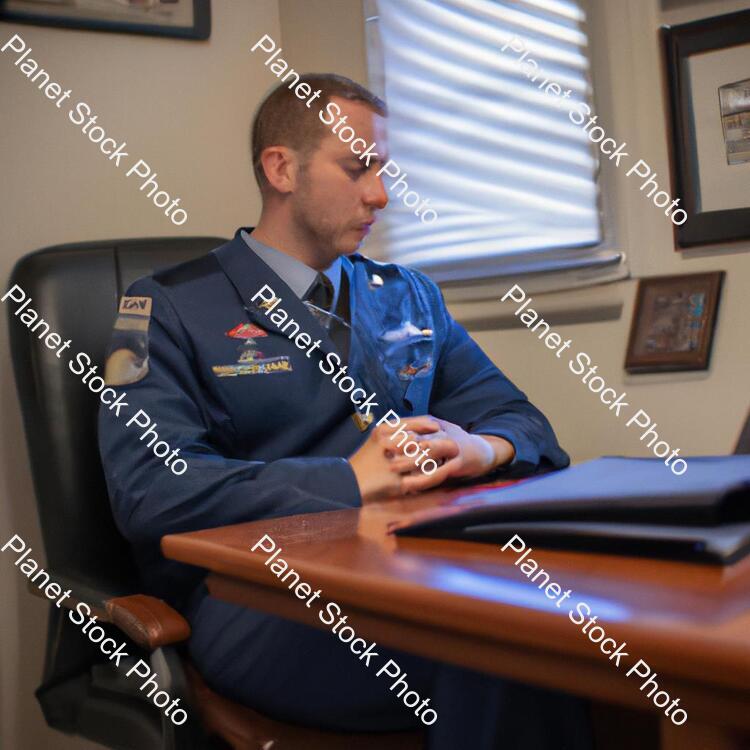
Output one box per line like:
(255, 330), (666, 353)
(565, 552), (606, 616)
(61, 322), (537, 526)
(2, 1), (749, 749)
(279, 0), (368, 84)
(0, 2), (278, 748)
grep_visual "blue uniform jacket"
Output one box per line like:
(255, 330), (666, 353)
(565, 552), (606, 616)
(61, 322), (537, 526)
(98, 228), (569, 607)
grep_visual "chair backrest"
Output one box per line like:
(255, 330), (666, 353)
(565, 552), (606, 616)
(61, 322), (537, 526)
(8, 236), (226, 599)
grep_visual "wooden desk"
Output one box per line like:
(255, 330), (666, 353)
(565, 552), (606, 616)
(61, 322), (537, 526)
(162, 482), (750, 750)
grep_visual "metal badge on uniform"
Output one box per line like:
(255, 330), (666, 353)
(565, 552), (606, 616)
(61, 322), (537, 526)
(398, 358), (433, 381)
(225, 322), (268, 339)
(257, 297), (280, 311)
(104, 296), (152, 386)
(368, 273), (384, 290)
(238, 347), (267, 363)
(213, 317), (291, 376)
(352, 410), (374, 432)
(381, 322), (433, 346)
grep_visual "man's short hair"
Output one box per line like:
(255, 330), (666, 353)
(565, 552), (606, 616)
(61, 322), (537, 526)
(251, 73), (386, 191)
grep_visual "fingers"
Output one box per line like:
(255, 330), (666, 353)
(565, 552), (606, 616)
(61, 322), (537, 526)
(399, 457), (461, 494)
(367, 416), (461, 498)
(373, 422), (441, 459)
(418, 438), (459, 462)
(388, 438), (458, 474)
(386, 430), (454, 465)
(397, 416), (441, 435)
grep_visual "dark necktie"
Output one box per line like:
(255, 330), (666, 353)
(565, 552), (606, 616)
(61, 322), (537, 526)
(306, 273), (334, 312)
(304, 272), (350, 362)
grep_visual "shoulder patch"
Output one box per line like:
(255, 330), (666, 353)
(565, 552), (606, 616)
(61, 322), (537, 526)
(119, 296), (152, 316)
(104, 296), (152, 385)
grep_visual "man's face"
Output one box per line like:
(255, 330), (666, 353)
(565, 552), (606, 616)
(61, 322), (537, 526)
(291, 96), (389, 264)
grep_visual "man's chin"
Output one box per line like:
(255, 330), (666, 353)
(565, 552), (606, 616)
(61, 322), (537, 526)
(336, 238), (364, 255)
(330, 226), (372, 257)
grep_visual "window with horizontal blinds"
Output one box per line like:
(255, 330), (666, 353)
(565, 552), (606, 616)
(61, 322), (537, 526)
(364, 0), (624, 286)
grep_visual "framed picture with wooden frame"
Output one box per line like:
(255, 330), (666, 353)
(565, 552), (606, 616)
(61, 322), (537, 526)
(625, 272), (724, 373)
(662, 9), (750, 248)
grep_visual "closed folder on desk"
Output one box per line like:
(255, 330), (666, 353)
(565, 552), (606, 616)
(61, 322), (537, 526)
(395, 456), (750, 564)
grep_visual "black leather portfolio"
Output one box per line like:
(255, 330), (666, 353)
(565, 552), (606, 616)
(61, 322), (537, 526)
(395, 456), (750, 564)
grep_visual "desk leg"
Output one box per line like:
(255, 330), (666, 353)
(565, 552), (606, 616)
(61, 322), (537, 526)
(661, 720), (750, 750)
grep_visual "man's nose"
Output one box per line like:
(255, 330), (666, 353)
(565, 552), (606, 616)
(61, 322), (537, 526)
(364, 172), (388, 210)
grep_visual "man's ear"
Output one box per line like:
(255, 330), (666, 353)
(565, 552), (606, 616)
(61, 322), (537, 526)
(259, 146), (299, 194)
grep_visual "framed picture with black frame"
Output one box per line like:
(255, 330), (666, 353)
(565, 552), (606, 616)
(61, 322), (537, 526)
(0, 0), (211, 41)
(662, 9), (750, 248)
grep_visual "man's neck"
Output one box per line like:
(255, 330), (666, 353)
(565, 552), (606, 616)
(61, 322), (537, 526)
(251, 216), (331, 272)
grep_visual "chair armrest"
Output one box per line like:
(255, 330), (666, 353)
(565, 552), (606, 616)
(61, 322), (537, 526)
(27, 579), (190, 650)
(105, 594), (191, 650)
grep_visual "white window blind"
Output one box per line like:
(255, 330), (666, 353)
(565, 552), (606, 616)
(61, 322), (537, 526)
(365, 0), (624, 286)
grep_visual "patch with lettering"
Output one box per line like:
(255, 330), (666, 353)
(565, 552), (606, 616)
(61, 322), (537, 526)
(118, 296), (152, 316)
(226, 322), (268, 339)
(212, 356), (292, 377)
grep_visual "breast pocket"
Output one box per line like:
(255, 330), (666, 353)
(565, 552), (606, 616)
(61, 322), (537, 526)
(379, 324), (435, 412)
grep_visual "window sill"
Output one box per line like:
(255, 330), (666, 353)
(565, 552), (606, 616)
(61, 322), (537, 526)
(444, 276), (628, 331)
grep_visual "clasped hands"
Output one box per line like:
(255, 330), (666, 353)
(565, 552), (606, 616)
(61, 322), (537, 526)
(348, 416), (515, 504)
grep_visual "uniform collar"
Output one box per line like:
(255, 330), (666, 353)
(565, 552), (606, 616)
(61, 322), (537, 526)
(241, 229), (342, 307)
(214, 229), (339, 361)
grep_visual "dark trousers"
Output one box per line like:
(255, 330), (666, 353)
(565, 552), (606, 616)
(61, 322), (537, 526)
(186, 592), (594, 750)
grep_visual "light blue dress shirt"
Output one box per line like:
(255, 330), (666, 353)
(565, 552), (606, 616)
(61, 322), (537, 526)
(241, 230), (343, 311)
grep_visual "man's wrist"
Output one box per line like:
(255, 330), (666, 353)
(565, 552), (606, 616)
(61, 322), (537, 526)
(475, 434), (516, 473)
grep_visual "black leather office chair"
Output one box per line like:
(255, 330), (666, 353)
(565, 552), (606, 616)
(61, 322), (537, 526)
(8, 237), (423, 750)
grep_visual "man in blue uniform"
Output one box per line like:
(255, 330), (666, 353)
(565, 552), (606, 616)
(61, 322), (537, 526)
(99, 74), (590, 748)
